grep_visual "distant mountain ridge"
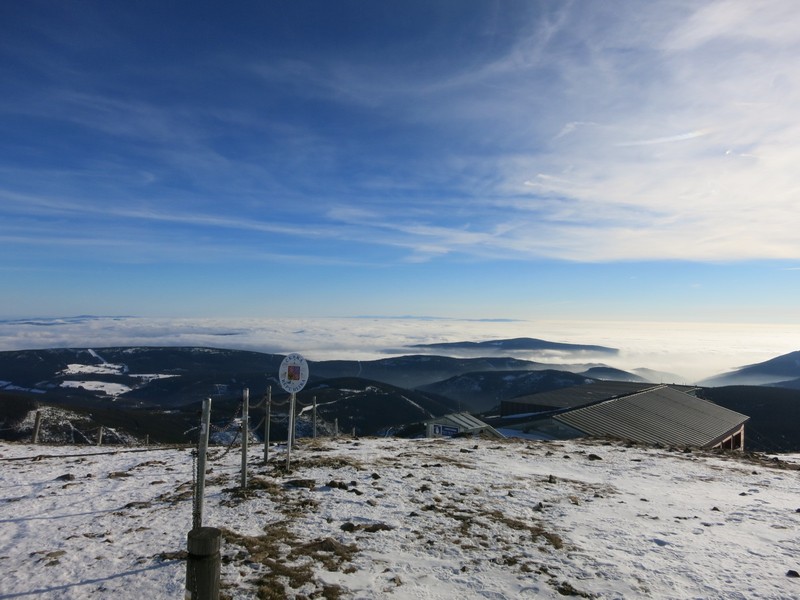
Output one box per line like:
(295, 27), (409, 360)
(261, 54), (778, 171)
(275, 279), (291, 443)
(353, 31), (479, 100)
(699, 350), (800, 387)
(408, 337), (618, 355)
(0, 345), (631, 444)
(3, 345), (800, 451)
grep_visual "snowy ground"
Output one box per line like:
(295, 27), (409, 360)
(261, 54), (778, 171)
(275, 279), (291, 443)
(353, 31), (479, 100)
(0, 437), (798, 599)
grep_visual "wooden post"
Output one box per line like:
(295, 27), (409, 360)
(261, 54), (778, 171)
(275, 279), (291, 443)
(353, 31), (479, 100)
(263, 386), (271, 464)
(145, 434), (149, 447)
(193, 398), (212, 530)
(32, 410), (42, 444)
(334, 418), (338, 438)
(312, 396), (317, 439)
(352, 426), (356, 439)
(185, 526), (221, 600)
(97, 426), (104, 446)
(286, 392), (296, 471)
(241, 388), (249, 489)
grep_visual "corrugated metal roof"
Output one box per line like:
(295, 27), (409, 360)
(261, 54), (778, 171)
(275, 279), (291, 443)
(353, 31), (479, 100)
(503, 381), (654, 412)
(438, 412), (489, 430)
(553, 386), (749, 448)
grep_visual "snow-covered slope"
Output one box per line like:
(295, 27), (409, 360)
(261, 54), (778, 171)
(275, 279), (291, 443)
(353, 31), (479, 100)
(0, 437), (798, 599)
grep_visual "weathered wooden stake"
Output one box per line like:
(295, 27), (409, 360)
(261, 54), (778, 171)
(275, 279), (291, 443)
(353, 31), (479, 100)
(32, 410), (42, 444)
(263, 386), (271, 464)
(185, 526), (221, 600)
(193, 398), (212, 530)
(334, 418), (338, 438)
(241, 388), (249, 489)
(97, 426), (104, 446)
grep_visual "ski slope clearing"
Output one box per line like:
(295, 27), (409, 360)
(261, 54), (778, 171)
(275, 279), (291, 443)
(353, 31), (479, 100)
(0, 438), (798, 599)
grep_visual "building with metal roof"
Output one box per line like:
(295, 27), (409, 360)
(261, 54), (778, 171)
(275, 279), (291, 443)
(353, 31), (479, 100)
(553, 385), (749, 449)
(425, 412), (505, 439)
(500, 381), (657, 416)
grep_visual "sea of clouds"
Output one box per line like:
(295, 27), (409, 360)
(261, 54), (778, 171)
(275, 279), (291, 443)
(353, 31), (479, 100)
(1, 316), (798, 384)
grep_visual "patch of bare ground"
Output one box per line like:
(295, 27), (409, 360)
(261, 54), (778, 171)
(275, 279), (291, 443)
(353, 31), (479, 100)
(220, 523), (355, 600)
(217, 470), (347, 597)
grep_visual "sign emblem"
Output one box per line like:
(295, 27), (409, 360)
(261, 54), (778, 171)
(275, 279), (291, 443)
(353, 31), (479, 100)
(279, 353), (309, 393)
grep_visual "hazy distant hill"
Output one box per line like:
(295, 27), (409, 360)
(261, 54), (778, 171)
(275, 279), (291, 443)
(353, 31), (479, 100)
(310, 355), (551, 389)
(578, 366), (650, 383)
(700, 350), (800, 387)
(696, 385), (800, 452)
(300, 377), (458, 435)
(417, 369), (595, 413)
(408, 337), (618, 355)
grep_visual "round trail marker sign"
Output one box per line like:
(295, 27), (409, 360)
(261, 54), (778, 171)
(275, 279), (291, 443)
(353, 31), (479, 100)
(279, 353), (309, 393)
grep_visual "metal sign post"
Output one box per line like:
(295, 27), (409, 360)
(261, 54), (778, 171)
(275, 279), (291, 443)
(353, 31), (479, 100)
(286, 393), (296, 470)
(278, 353), (309, 471)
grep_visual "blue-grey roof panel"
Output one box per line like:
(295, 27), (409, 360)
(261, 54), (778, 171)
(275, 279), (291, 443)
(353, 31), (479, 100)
(553, 386), (749, 447)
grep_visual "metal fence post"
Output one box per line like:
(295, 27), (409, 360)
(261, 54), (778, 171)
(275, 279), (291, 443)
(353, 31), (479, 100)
(241, 388), (249, 489)
(263, 386), (271, 464)
(193, 398), (212, 530)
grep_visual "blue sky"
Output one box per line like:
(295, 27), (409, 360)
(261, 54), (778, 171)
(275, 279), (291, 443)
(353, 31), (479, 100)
(2, 1), (799, 323)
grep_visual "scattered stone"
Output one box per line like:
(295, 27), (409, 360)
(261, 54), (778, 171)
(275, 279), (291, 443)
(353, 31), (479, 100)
(787, 570), (799, 578)
(587, 454), (602, 461)
(285, 479), (315, 489)
(341, 521), (394, 533)
(459, 448), (473, 453)
(711, 507), (721, 512)
(371, 472), (381, 480)
(363, 523), (394, 533)
(55, 473), (75, 481)
(548, 474), (557, 484)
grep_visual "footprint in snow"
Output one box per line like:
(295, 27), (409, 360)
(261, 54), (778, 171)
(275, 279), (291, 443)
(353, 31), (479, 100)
(653, 538), (670, 547)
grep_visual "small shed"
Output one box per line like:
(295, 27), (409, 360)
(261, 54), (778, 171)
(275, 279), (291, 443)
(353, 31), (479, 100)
(425, 412), (505, 439)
